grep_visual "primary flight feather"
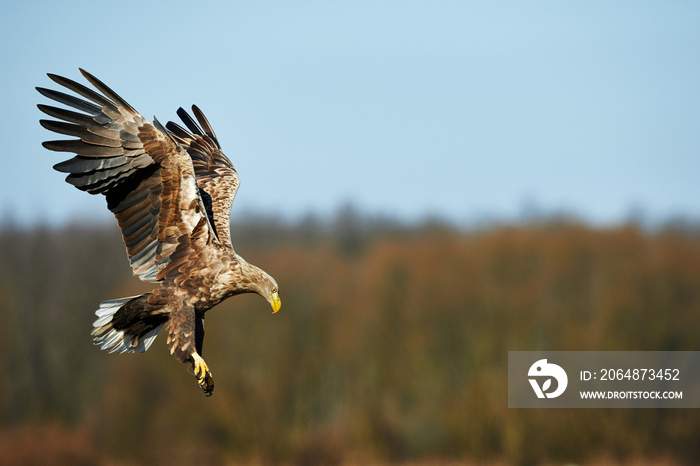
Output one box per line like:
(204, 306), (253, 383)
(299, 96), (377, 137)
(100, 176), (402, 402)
(37, 69), (281, 396)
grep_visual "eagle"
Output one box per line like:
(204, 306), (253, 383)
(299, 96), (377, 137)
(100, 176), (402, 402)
(37, 69), (281, 396)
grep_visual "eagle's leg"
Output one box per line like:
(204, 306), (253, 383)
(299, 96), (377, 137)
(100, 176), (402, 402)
(192, 315), (213, 396)
(167, 298), (214, 396)
(192, 352), (214, 396)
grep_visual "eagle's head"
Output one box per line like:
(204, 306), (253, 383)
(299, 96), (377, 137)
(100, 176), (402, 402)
(236, 259), (281, 314)
(261, 273), (282, 314)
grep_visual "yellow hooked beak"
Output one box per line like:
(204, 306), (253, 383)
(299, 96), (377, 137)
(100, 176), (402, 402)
(270, 293), (282, 314)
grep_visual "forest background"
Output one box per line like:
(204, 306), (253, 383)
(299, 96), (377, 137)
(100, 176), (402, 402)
(1, 208), (699, 465)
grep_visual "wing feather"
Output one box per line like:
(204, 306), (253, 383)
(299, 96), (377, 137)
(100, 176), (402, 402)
(165, 106), (239, 248)
(38, 69), (214, 283)
(36, 87), (104, 116)
(191, 106), (221, 148)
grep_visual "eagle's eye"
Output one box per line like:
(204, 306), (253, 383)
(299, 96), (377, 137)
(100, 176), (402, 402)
(272, 287), (278, 294)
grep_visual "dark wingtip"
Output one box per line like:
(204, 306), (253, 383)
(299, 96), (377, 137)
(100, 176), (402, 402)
(176, 107), (204, 137)
(38, 119), (53, 130)
(176, 107), (191, 121)
(52, 160), (71, 173)
(190, 105), (221, 149)
(36, 103), (53, 114)
(35, 86), (51, 97)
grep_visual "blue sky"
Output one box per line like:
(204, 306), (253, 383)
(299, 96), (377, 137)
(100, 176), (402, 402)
(2, 1), (699, 226)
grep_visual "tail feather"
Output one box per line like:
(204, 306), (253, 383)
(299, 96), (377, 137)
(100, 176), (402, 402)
(92, 294), (166, 354)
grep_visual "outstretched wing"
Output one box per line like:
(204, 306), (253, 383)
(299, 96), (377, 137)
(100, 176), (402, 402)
(165, 107), (239, 249)
(38, 69), (214, 283)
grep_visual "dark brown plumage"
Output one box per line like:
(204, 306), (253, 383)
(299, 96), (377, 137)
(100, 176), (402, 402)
(37, 69), (281, 396)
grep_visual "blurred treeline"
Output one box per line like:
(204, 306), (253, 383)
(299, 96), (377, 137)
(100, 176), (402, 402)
(1, 209), (700, 465)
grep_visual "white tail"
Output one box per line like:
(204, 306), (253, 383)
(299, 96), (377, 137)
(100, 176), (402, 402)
(92, 296), (163, 354)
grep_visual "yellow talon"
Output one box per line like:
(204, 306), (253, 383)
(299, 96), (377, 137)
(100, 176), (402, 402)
(192, 353), (214, 396)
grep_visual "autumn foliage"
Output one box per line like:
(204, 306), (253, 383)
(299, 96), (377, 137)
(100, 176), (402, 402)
(0, 214), (699, 465)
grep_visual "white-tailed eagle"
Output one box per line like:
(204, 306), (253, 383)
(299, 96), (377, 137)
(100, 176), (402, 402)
(37, 69), (281, 396)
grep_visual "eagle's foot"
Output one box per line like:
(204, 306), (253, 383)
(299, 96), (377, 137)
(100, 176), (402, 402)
(192, 353), (214, 396)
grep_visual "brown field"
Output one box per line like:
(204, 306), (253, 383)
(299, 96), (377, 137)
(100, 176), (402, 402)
(0, 215), (699, 465)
